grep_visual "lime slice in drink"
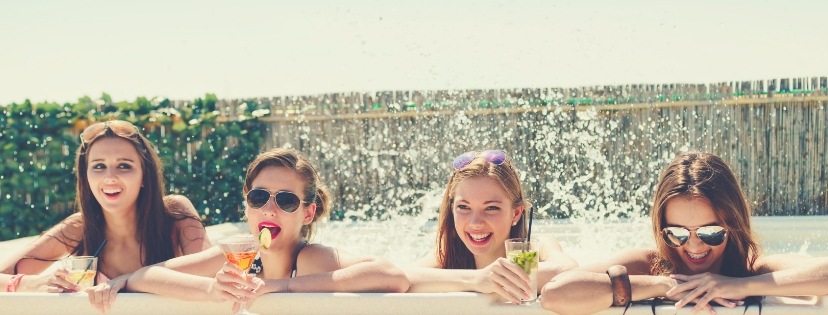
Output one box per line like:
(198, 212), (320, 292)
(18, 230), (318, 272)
(508, 250), (538, 275)
(259, 228), (272, 249)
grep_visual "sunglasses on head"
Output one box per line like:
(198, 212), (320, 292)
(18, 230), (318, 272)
(661, 225), (727, 248)
(452, 150), (507, 170)
(246, 189), (308, 213)
(80, 120), (141, 145)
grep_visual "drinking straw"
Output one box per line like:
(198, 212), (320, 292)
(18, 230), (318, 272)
(526, 206), (534, 243)
(76, 239), (107, 285)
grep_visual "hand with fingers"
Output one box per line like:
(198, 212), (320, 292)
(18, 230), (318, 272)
(86, 274), (128, 314)
(17, 268), (81, 293)
(208, 262), (263, 310)
(666, 272), (746, 314)
(473, 257), (533, 304)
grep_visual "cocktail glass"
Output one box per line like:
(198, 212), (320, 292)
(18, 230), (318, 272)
(504, 238), (539, 304)
(61, 256), (98, 290)
(217, 235), (261, 315)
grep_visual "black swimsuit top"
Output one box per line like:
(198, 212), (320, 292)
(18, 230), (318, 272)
(249, 240), (307, 278)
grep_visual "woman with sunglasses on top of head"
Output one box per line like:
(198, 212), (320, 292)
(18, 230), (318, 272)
(541, 151), (828, 315)
(124, 148), (409, 312)
(0, 120), (211, 311)
(405, 150), (578, 304)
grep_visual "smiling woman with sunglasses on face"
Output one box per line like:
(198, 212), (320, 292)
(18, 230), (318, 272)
(124, 148), (409, 312)
(0, 120), (211, 311)
(405, 150), (578, 304)
(541, 151), (828, 315)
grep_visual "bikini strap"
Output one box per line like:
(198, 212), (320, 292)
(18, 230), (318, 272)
(289, 240), (308, 278)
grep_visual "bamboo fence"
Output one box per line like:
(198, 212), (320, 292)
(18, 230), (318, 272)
(202, 77), (827, 218)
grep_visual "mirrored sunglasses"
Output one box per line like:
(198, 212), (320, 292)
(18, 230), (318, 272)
(451, 150), (507, 170)
(80, 120), (140, 145)
(245, 189), (307, 213)
(661, 225), (727, 248)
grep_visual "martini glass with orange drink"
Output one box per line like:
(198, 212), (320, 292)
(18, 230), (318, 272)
(217, 235), (261, 315)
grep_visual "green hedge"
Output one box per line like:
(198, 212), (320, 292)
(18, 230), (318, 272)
(0, 94), (266, 241)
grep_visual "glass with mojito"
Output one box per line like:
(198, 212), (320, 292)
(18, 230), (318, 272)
(504, 238), (538, 304)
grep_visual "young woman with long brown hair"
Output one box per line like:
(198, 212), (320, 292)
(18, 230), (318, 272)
(0, 120), (210, 312)
(541, 151), (828, 315)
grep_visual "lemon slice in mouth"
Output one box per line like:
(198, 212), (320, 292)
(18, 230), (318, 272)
(259, 228), (272, 249)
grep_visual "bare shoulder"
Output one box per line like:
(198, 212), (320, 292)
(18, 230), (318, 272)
(164, 195), (209, 254)
(576, 248), (656, 275)
(538, 235), (564, 252)
(44, 213), (84, 248)
(1, 213), (84, 273)
(754, 253), (823, 274)
(297, 243), (342, 274)
(409, 247), (440, 268)
(298, 243), (379, 274)
(164, 194), (200, 217)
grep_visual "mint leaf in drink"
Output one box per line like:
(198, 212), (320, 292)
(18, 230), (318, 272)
(508, 250), (538, 274)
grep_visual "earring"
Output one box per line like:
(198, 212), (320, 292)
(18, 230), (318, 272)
(512, 221), (517, 226)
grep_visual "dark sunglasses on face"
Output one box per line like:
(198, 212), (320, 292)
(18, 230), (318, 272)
(452, 150), (507, 170)
(246, 189), (308, 213)
(80, 120), (141, 145)
(661, 225), (727, 248)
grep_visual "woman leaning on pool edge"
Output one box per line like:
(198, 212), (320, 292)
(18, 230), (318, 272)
(124, 148), (409, 311)
(541, 151), (828, 315)
(406, 150), (578, 304)
(0, 120), (211, 312)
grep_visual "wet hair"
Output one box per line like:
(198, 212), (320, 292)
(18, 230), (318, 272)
(650, 151), (759, 277)
(243, 148), (331, 241)
(72, 120), (201, 272)
(436, 153), (530, 269)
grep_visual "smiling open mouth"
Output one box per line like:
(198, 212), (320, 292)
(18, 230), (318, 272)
(467, 232), (492, 245)
(102, 187), (122, 198)
(686, 249), (711, 264)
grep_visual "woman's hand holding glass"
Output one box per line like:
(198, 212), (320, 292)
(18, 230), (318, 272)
(17, 267), (80, 293)
(209, 262), (263, 308)
(474, 257), (532, 304)
(666, 272), (745, 314)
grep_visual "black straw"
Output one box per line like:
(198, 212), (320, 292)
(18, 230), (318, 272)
(526, 207), (534, 243)
(77, 239), (107, 285)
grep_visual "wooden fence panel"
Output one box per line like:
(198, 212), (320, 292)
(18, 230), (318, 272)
(205, 80), (828, 218)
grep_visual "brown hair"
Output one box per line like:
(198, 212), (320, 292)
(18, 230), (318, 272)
(242, 148), (331, 241)
(650, 151), (759, 277)
(73, 120), (200, 272)
(436, 153), (530, 269)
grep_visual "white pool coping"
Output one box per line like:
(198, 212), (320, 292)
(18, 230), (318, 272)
(0, 292), (824, 315)
(3, 223), (827, 314)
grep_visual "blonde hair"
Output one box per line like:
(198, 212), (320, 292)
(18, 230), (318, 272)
(436, 154), (530, 269)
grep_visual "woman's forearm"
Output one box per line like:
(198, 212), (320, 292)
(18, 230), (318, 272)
(745, 260), (828, 296)
(404, 267), (478, 293)
(541, 271), (670, 315)
(264, 259), (409, 293)
(126, 266), (214, 301)
(537, 257), (579, 292)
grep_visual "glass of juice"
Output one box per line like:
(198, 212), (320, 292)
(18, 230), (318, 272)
(217, 235), (261, 315)
(61, 256), (98, 290)
(504, 238), (539, 304)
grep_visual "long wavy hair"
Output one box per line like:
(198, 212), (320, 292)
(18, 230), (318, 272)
(71, 120), (200, 274)
(242, 148), (331, 241)
(436, 153), (530, 269)
(650, 151), (760, 277)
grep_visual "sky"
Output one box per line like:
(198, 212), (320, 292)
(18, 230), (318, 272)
(2, 0), (827, 104)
